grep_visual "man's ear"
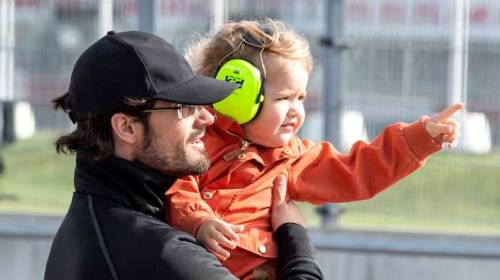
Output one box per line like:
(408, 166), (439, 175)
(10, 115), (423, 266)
(110, 113), (142, 145)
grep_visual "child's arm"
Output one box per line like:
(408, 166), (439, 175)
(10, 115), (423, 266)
(166, 176), (216, 236)
(166, 176), (243, 259)
(288, 103), (463, 204)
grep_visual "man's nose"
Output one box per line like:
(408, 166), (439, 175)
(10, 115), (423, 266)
(194, 106), (215, 127)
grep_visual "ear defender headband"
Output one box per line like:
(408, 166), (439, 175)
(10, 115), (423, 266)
(213, 28), (271, 125)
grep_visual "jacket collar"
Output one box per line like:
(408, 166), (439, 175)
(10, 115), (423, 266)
(212, 109), (245, 138)
(74, 153), (175, 219)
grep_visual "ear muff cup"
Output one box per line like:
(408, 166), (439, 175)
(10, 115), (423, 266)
(213, 59), (264, 125)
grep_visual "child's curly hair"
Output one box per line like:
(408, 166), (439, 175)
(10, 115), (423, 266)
(185, 19), (313, 77)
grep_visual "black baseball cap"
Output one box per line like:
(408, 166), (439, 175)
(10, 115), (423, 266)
(68, 30), (238, 122)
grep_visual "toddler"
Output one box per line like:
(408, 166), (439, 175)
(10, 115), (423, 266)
(166, 19), (463, 280)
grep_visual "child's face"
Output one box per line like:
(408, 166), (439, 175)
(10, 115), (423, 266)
(242, 58), (309, 147)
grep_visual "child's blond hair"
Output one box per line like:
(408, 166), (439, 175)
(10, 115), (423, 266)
(186, 19), (313, 77)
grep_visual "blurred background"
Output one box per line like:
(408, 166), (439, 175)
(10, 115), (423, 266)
(0, 0), (499, 279)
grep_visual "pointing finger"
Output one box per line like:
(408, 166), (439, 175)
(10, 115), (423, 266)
(434, 102), (464, 121)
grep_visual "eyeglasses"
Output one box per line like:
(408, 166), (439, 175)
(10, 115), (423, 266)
(142, 104), (201, 120)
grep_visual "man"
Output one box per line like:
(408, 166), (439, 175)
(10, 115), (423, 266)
(44, 31), (323, 280)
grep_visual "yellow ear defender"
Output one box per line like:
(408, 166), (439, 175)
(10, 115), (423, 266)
(213, 25), (272, 125)
(213, 58), (265, 124)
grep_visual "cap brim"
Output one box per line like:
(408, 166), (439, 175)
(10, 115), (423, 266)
(154, 75), (239, 105)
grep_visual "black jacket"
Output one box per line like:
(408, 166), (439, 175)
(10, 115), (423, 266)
(44, 154), (323, 280)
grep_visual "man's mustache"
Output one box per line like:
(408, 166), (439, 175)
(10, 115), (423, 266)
(188, 129), (205, 142)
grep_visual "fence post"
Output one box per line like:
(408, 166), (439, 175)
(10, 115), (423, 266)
(211, 0), (228, 34)
(99, 0), (114, 35)
(316, 0), (349, 230)
(139, 0), (156, 33)
(0, 0), (15, 102)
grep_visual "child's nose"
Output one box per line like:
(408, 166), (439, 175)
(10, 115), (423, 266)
(288, 99), (303, 115)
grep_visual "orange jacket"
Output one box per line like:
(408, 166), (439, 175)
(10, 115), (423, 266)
(166, 113), (442, 259)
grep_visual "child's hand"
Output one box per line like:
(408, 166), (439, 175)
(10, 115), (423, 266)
(196, 217), (244, 260)
(424, 102), (464, 148)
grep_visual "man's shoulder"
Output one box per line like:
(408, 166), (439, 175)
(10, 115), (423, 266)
(89, 193), (194, 241)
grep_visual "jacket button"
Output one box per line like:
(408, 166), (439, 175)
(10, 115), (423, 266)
(202, 191), (213, 200)
(258, 244), (267, 254)
(283, 147), (292, 155)
(237, 153), (247, 160)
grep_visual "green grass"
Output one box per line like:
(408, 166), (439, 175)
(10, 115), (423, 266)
(300, 150), (500, 234)
(0, 134), (75, 214)
(1, 134), (499, 234)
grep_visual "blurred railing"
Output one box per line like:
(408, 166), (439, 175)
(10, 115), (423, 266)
(1, 213), (500, 280)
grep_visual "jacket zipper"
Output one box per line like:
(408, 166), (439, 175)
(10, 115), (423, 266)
(223, 139), (250, 161)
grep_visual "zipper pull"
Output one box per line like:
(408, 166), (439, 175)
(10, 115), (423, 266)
(223, 140), (250, 161)
(241, 140), (249, 150)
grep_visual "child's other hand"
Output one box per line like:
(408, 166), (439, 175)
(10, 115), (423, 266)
(196, 217), (244, 260)
(424, 102), (464, 148)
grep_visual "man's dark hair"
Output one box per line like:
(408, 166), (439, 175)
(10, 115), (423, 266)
(52, 93), (155, 160)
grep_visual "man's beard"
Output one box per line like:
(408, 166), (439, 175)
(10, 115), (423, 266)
(136, 127), (210, 177)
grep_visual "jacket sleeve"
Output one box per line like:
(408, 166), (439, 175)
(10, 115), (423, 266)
(289, 118), (442, 204)
(275, 223), (324, 280)
(154, 227), (239, 280)
(166, 175), (215, 236)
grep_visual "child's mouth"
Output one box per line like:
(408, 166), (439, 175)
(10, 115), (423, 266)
(281, 123), (295, 131)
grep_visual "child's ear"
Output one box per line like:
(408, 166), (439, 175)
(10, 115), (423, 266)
(110, 113), (142, 145)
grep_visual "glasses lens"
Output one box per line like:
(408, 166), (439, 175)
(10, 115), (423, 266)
(179, 105), (200, 119)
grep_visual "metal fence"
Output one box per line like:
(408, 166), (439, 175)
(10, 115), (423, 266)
(1, 0), (499, 233)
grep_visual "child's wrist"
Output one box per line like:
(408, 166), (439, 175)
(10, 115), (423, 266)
(403, 117), (443, 160)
